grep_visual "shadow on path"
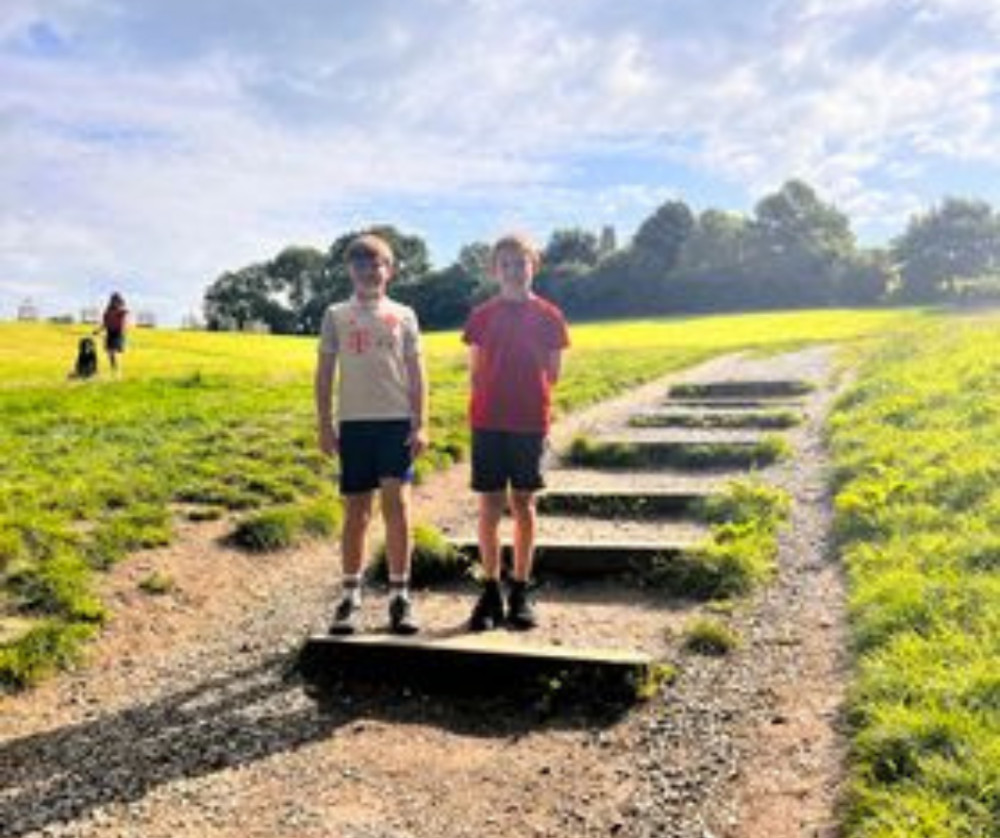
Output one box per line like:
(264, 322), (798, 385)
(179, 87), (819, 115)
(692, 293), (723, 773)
(2, 649), (628, 835)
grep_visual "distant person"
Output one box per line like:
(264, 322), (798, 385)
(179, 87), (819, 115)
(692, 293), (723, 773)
(463, 233), (569, 631)
(95, 292), (128, 377)
(315, 233), (429, 635)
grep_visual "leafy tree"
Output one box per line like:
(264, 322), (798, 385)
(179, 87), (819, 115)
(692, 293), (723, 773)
(746, 180), (856, 305)
(891, 197), (1000, 300)
(631, 199), (695, 276)
(543, 228), (601, 269)
(204, 264), (276, 331)
(676, 209), (749, 276)
(269, 246), (327, 314)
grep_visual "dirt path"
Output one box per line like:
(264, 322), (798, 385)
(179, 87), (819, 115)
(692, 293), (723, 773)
(0, 347), (848, 838)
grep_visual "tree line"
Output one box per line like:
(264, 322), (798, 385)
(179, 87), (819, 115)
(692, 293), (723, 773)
(203, 179), (1000, 333)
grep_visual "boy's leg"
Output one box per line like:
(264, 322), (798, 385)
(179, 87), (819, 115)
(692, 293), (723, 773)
(506, 433), (545, 629)
(508, 490), (537, 582)
(380, 478), (419, 634)
(374, 421), (419, 634)
(477, 491), (507, 582)
(468, 491), (507, 631)
(330, 491), (374, 634)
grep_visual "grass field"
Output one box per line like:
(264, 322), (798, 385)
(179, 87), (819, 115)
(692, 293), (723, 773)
(828, 313), (1000, 838)
(0, 307), (924, 689)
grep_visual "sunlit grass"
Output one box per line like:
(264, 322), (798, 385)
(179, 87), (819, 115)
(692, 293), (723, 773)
(0, 308), (926, 687)
(829, 316), (1000, 838)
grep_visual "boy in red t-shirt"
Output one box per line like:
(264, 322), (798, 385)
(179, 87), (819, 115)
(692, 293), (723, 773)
(462, 234), (569, 630)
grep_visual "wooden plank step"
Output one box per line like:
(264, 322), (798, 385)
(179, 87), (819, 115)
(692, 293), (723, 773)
(448, 537), (692, 575)
(537, 488), (711, 518)
(629, 408), (802, 430)
(664, 397), (805, 409)
(298, 632), (655, 703)
(565, 436), (782, 470)
(668, 379), (813, 398)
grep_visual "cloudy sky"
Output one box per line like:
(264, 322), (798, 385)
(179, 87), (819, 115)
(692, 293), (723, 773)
(3, 0), (1000, 324)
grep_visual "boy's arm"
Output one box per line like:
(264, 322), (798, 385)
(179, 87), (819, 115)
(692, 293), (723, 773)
(405, 351), (429, 456)
(314, 351), (338, 455)
(468, 345), (481, 389)
(546, 349), (563, 385)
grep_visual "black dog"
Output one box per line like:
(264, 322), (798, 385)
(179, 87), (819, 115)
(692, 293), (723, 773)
(69, 336), (99, 379)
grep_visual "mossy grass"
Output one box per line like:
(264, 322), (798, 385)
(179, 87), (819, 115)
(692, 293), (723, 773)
(644, 479), (790, 598)
(566, 433), (790, 470)
(681, 617), (740, 655)
(829, 318), (1000, 837)
(628, 408), (803, 430)
(367, 523), (473, 586)
(137, 570), (175, 595)
(0, 309), (925, 687)
(229, 496), (340, 552)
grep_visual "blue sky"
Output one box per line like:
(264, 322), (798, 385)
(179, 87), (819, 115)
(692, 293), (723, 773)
(3, 0), (1000, 324)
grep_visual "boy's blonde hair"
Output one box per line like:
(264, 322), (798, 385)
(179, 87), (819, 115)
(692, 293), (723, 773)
(346, 233), (395, 267)
(491, 233), (541, 271)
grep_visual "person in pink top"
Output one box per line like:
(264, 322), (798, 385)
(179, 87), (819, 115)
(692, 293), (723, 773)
(315, 234), (429, 635)
(463, 233), (569, 630)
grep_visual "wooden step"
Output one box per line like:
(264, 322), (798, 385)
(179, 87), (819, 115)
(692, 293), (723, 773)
(448, 537), (694, 575)
(537, 488), (710, 518)
(565, 436), (783, 470)
(298, 632), (656, 703)
(664, 397), (805, 409)
(629, 408), (802, 430)
(668, 379), (813, 398)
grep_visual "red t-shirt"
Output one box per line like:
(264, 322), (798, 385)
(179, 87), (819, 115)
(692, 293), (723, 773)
(463, 294), (569, 433)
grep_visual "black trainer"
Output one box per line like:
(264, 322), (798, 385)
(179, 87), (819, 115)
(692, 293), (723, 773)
(388, 594), (419, 635)
(507, 582), (538, 630)
(469, 582), (505, 631)
(328, 596), (360, 635)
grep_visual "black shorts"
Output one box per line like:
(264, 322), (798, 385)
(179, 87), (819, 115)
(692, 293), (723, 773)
(105, 331), (125, 352)
(339, 420), (414, 495)
(471, 429), (546, 493)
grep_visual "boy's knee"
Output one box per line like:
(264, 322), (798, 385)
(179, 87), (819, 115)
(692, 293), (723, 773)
(509, 491), (536, 514)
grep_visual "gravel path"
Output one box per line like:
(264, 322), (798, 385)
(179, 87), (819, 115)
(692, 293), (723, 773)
(1, 346), (848, 838)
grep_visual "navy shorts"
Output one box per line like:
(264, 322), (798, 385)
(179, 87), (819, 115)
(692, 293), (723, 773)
(471, 429), (546, 493)
(339, 420), (414, 495)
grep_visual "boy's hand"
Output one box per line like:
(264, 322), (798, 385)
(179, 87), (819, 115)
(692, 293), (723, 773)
(408, 424), (428, 459)
(318, 423), (339, 457)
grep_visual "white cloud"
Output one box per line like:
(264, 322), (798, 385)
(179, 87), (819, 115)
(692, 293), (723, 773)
(2, 0), (1000, 320)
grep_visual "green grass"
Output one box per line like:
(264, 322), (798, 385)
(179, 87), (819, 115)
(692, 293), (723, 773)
(682, 617), (740, 656)
(828, 315), (1000, 838)
(367, 523), (473, 586)
(0, 308), (924, 688)
(645, 479), (791, 598)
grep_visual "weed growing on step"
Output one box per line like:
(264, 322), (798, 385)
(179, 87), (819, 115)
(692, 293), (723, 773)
(646, 479), (790, 598)
(367, 523), (472, 586)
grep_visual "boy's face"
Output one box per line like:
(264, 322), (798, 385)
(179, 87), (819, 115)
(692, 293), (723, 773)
(492, 246), (536, 291)
(348, 250), (394, 299)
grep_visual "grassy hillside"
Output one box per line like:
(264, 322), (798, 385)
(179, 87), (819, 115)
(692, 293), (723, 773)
(0, 308), (921, 687)
(829, 313), (1000, 838)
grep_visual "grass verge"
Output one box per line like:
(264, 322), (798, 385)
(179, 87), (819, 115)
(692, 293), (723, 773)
(828, 317), (1000, 838)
